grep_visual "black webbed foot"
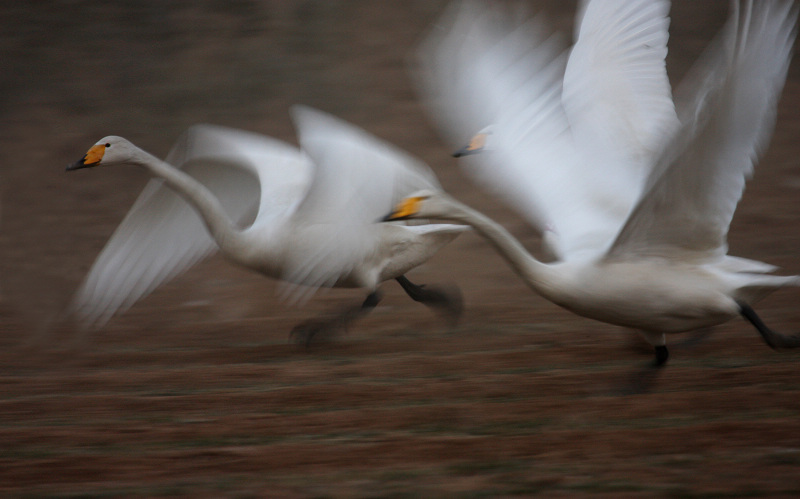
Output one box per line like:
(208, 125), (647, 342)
(289, 318), (339, 348)
(739, 302), (800, 349)
(654, 345), (669, 367)
(396, 275), (463, 325)
(618, 354), (667, 396)
(290, 291), (383, 348)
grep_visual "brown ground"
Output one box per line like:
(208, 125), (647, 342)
(2, 1), (800, 497)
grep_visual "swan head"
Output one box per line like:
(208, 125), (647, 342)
(453, 125), (494, 157)
(67, 136), (138, 171)
(382, 189), (455, 222)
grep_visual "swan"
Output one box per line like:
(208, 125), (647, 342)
(416, 0), (680, 260)
(390, 0), (800, 365)
(66, 106), (467, 342)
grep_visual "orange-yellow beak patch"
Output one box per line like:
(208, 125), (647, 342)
(453, 132), (488, 157)
(466, 132), (488, 152)
(384, 196), (424, 221)
(83, 144), (106, 166)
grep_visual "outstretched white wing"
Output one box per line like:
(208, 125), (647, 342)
(607, 0), (797, 263)
(71, 125), (311, 328)
(568, 0), (675, 159)
(416, 0), (574, 242)
(417, 0), (676, 259)
(279, 105), (443, 298)
(563, 0), (677, 224)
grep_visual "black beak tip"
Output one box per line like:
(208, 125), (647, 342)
(452, 146), (471, 158)
(66, 159), (87, 171)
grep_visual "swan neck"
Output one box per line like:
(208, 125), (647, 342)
(130, 149), (245, 253)
(447, 200), (553, 291)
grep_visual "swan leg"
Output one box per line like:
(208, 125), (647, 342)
(739, 302), (800, 349)
(290, 291), (383, 347)
(395, 275), (463, 325)
(616, 331), (669, 395)
(619, 361), (665, 395)
(639, 331), (669, 367)
(654, 346), (669, 366)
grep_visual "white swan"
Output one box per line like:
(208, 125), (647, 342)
(391, 0), (800, 365)
(66, 106), (467, 341)
(416, 0), (680, 260)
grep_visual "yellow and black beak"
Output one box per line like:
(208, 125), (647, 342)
(67, 143), (106, 171)
(453, 132), (488, 158)
(381, 196), (424, 222)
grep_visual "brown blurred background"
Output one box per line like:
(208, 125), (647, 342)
(2, 1), (800, 496)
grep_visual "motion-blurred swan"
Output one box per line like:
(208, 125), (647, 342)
(417, 0), (680, 260)
(394, 0), (800, 365)
(67, 106), (466, 341)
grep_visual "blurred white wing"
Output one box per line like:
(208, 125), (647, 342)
(280, 105), (443, 297)
(72, 125), (311, 328)
(607, 0), (797, 263)
(569, 0), (675, 157)
(417, 0), (676, 259)
(417, 1), (574, 239)
(564, 0), (677, 215)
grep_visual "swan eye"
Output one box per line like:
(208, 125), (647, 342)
(105, 143), (111, 148)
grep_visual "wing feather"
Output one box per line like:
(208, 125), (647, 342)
(607, 0), (797, 262)
(71, 125), (310, 328)
(416, 0), (676, 259)
(565, 0), (676, 188)
(279, 106), (443, 298)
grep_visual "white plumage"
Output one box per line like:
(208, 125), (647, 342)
(68, 106), (466, 338)
(417, 0), (680, 260)
(402, 0), (800, 364)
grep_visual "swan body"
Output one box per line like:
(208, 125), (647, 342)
(404, 0), (800, 364)
(539, 260), (756, 333)
(385, 190), (800, 359)
(67, 106), (467, 333)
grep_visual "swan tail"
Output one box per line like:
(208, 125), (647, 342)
(719, 255), (779, 274)
(734, 274), (800, 304)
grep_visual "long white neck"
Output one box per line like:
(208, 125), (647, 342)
(439, 196), (558, 294)
(129, 148), (246, 254)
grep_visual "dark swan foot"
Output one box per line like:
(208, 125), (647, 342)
(289, 319), (337, 347)
(739, 302), (800, 349)
(618, 353), (667, 395)
(290, 291), (382, 348)
(395, 275), (463, 325)
(616, 344), (668, 396)
(654, 345), (669, 367)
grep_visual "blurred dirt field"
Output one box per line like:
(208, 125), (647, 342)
(2, 1), (800, 497)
